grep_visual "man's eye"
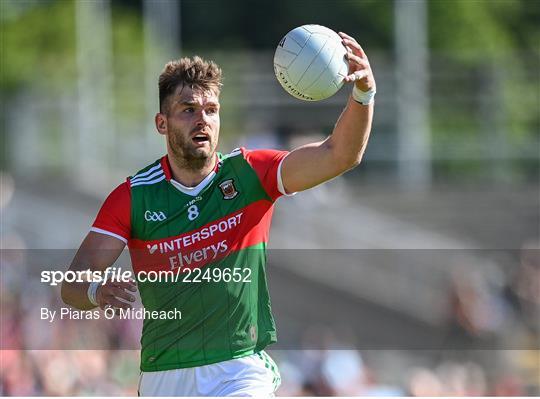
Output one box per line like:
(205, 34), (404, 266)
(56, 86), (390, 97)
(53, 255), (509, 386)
(207, 108), (218, 114)
(184, 107), (195, 113)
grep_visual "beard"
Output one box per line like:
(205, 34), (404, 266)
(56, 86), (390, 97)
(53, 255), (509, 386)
(167, 127), (216, 171)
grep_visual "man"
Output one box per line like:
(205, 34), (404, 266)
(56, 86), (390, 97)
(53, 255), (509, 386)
(61, 31), (376, 396)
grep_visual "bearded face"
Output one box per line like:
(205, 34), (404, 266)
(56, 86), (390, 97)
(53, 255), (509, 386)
(159, 85), (220, 170)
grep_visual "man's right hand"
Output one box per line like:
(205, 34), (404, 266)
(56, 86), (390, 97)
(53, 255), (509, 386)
(61, 231), (128, 310)
(96, 279), (137, 311)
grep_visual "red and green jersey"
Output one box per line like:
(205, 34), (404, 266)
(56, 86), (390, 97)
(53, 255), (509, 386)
(91, 148), (290, 371)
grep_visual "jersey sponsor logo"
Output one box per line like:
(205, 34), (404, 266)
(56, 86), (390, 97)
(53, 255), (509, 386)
(219, 179), (239, 200)
(129, 202), (274, 276)
(144, 210), (167, 222)
(145, 212), (243, 255)
(168, 239), (229, 270)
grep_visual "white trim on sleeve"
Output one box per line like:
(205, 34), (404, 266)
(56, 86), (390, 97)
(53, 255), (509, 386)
(90, 227), (128, 244)
(277, 155), (296, 197)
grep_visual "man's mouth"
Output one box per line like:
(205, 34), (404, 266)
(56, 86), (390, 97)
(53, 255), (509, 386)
(191, 132), (209, 144)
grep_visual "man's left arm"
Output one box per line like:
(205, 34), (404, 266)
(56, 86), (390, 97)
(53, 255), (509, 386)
(280, 32), (376, 193)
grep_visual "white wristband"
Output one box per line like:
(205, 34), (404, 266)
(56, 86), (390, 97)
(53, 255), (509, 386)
(87, 281), (101, 307)
(352, 85), (376, 105)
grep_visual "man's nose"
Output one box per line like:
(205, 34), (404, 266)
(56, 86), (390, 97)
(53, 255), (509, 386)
(196, 110), (210, 125)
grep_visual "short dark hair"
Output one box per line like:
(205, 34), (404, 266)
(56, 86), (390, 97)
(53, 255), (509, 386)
(158, 56), (223, 113)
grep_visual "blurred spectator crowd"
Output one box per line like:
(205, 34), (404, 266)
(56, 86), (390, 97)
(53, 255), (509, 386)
(274, 349), (538, 396)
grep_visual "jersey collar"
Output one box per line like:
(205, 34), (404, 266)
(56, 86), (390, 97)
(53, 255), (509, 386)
(160, 153), (220, 182)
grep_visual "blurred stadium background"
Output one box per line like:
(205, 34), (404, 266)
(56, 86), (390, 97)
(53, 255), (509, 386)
(1, 0), (539, 396)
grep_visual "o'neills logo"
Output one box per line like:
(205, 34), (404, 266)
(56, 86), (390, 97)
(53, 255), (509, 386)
(277, 70), (315, 101)
(219, 179), (239, 200)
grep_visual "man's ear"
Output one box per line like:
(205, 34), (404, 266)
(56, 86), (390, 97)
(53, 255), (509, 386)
(155, 113), (167, 135)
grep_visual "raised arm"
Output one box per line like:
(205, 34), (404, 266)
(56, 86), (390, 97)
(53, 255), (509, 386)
(280, 32), (376, 193)
(60, 232), (136, 310)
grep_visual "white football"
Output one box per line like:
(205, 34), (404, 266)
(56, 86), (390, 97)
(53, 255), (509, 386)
(273, 24), (349, 101)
